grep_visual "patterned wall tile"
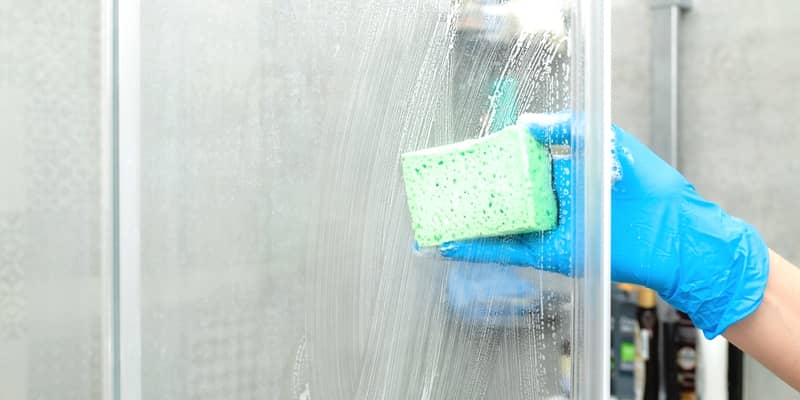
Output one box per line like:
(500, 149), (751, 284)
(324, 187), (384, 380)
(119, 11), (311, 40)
(1, 0), (107, 399)
(0, 214), (25, 340)
(186, 290), (270, 400)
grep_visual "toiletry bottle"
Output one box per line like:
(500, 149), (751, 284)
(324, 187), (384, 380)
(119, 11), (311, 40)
(636, 288), (659, 400)
(675, 312), (697, 400)
(613, 284), (638, 399)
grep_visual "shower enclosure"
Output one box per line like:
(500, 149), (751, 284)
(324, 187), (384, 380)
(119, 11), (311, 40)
(0, 0), (609, 399)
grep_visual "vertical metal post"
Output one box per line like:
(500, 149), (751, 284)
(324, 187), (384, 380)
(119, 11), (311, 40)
(115, 0), (142, 399)
(573, 0), (611, 399)
(650, 0), (691, 166)
(101, 0), (117, 399)
(650, 2), (690, 399)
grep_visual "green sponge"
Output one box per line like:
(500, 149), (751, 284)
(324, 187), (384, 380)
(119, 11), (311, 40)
(401, 126), (557, 247)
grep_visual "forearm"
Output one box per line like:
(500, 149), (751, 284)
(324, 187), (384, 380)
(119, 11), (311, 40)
(724, 249), (800, 391)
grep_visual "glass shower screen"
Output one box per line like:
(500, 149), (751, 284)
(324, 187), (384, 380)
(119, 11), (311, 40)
(132, 0), (610, 399)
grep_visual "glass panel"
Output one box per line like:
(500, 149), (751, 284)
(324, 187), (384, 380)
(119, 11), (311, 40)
(139, 0), (607, 399)
(0, 1), (113, 399)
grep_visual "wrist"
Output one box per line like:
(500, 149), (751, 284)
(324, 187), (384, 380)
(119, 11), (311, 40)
(723, 250), (800, 391)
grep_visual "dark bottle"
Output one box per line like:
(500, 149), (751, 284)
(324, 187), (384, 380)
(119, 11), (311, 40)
(636, 288), (659, 400)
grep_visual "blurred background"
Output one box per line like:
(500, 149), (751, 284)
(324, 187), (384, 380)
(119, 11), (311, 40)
(0, 0), (798, 399)
(611, 1), (800, 398)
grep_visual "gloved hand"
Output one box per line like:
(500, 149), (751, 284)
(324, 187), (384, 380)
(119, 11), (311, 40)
(440, 112), (770, 338)
(445, 263), (543, 324)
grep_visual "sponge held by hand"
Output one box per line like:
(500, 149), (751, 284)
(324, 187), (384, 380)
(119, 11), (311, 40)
(401, 126), (557, 247)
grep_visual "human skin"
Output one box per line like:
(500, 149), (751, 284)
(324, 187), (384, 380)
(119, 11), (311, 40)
(723, 249), (800, 391)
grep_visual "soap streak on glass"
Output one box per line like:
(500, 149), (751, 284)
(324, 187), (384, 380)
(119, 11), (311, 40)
(310, 0), (576, 399)
(138, 0), (583, 399)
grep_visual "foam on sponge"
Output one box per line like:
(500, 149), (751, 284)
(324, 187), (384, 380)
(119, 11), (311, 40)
(401, 126), (557, 247)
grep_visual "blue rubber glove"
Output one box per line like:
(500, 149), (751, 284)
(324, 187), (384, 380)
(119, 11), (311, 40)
(440, 113), (770, 338)
(446, 263), (542, 324)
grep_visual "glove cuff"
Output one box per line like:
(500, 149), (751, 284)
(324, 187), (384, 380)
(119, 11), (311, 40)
(699, 221), (769, 338)
(664, 210), (770, 339)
